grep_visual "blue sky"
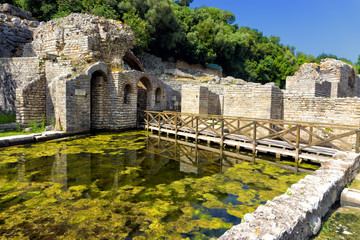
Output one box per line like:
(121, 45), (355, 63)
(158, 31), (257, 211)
(191, 0), (360, 63)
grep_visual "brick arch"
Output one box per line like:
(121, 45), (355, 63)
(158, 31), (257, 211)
(86, 62), (109, 77)
(137, 75), (153, 91)
(123, 51), (145, 72)
(136, 75), (153, 123)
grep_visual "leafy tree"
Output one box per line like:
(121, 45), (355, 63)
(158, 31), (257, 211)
(8, 0), (358, 87)
(122, 10), (151, 52)
(174, 0), (193, 7)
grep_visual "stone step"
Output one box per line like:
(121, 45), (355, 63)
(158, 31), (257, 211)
(341, 188), (360, 209)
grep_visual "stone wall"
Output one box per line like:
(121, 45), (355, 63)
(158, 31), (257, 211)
(181, 84), (209, 115)
(0, 57), (41, 112)
(284, 93), (360, 125)
(283, 93), (360, 146)
(161, 79), (185, 111)
(208, 85), (224, 115)
(0, 4), (39, 58)
(27, 13), (135, 68)
(223, 83), (283, 119)
(286, 59), (360, 98)
(15, 76), (46, 125)
(0, 12), (173, 132)
(48, 63), (169, 132)
(219, 152), (360, 240)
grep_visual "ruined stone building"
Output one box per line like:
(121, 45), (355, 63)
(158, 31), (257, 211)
(1, 3), (360, 134)
(181, 58), (360, 127)
(0, 7), (170, 132)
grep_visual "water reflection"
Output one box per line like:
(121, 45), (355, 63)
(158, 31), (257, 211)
(0, 131), (317, 239)
(8, 133), (314, 192)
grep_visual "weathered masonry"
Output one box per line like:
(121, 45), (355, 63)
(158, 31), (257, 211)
(0, 12), (173, 132)
(182, 59), (360, 128)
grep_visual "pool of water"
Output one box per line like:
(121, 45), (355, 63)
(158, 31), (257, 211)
(0, 131), (315, 239)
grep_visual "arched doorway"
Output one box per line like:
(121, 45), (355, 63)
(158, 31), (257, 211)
(137, 76), (152, 124)
(91, 70), (107, 130)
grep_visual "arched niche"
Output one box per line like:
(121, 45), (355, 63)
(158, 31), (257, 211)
(123, 83), (133, 104)
(90, 70), (107, 129)
(155, 87), (162, 105)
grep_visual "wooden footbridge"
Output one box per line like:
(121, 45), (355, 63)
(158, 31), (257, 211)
(146, 134), (314, 174)
(142, 111), (360, 163)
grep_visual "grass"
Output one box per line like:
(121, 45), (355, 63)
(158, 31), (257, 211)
(314, 207), (360, 240)
(0, 112), (15, 124)
(0, 115), (47, 138)
(0, 131), (32, 138)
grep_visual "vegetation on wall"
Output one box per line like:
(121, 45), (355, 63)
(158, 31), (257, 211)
(1, 0), (359, 87)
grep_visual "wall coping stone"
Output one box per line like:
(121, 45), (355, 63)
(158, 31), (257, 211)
(219, 152), (360, 240)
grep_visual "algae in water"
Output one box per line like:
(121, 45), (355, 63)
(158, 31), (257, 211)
(0, 131), (311, 239)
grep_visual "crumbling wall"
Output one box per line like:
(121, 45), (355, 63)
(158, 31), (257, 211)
(286, 59), (360, 98)
(0, 57), (41, 112)
(15, 76), (46, 125)
(44, 59), (73, 126)
(27, 13), (135, 67)
(319, 59), (358, 98)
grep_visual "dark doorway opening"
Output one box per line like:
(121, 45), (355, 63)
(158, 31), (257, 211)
(91, 70), (107, 130)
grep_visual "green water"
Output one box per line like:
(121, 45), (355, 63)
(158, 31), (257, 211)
(0, 131), (314, 239)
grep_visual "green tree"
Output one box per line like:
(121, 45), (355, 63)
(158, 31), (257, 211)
(355, 55), (360, 74)
(122, 10), (151, 52)
(174, 0), (193, 7)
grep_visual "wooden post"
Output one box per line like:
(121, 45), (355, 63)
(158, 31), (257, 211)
(269, 122), (272, 135)
(195, 116), (199, 142)
(174, 113), (178, 138)
(195, 142), (199, 165)
(174, 138), (178, 161)
(237, 118), (240, 134)
(252, 121), (257, 156)
(146, 112), (149, 131)
(356, 130), (360, 153)
(220, 118), (224, 148)
(220, 145), (224, 172)
(158, 114), (161, 136)
(309, 126), (313, 144)
(295, 125), (300, 163)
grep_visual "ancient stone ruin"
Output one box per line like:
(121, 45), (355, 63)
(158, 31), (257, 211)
(0, 10), (169, 132)
(1, 3), (360, 135)
(181, 58), (360, 127)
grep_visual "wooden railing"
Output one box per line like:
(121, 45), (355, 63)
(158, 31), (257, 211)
(143, 111), (360, 162)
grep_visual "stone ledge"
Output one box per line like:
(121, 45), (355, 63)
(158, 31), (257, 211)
(0, 131), (89, 148)
(218, 152), (360, 240)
